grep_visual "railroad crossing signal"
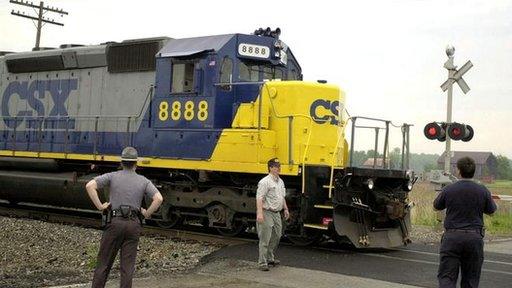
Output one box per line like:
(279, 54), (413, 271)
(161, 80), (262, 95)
(424, 122), (473, 142)
(447, 122), (473, 142)
(424, 122), (446, 141)
(437, 45), (473, 173)
(440, 60), (473, 94)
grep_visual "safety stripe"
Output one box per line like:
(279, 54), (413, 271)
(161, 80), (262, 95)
(0, 150), (300, 176)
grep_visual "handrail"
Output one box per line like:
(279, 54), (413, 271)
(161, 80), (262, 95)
(2, 85), (154, 157)
(262, 84), (314, 195)
(217, 81), (314, 187)
(327, 125), (345, 199)
(0, 85), (154, 122)
(347, 116), (413, 171)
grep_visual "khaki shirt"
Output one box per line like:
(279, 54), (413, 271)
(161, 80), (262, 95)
(256, 174), (286, 211)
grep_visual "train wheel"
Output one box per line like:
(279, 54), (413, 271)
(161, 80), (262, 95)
(216, 221), (246, 237)
(287, 230), (322, 246)
(156, 209), (181, 229)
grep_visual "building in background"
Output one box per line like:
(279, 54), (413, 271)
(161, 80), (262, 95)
(438, 151), (498, 182)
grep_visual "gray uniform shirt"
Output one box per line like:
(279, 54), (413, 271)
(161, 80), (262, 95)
(94, 169), (159, 210)
(256, 174), (286, 211)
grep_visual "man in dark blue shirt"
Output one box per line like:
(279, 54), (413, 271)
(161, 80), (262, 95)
(434, 156), (497, 288)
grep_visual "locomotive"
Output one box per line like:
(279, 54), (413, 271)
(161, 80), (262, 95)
(0, 28), (414, 248)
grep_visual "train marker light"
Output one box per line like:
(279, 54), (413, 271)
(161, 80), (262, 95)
(322, 217), (333, 226)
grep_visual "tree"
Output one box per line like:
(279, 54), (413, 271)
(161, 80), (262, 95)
(423, 162), (437, 173)
(389, 147), (401, 169)
(349, 150), (368, 167)
(496, 155), (512, 180)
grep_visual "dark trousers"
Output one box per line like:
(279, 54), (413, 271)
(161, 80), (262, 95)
(438, 230), (484, 288)
(92, 217), (142, 288)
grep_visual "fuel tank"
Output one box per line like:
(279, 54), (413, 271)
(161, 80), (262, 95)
(0, 169), (103, 210)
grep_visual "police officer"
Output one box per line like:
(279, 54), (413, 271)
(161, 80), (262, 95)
(256, 158), (290, 271)
(86, 147), (163, 288)
(434, 156), (497, 288)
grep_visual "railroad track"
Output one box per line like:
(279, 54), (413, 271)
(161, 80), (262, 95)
(0, 201), (253, 246)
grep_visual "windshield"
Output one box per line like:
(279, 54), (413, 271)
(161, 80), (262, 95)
(238, 61), (287, 82)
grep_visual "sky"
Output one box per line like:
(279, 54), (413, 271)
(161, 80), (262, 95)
(0, 0), (511, 158)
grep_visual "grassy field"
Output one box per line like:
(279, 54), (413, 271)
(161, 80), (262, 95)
(409, 181), (512, 235)
(485, 180), (512, 195)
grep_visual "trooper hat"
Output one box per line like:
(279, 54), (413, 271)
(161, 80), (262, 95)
(267, 158), (281, 169)
(121, 146), (138, 162)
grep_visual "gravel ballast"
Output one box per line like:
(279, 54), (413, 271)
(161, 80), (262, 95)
(0, 216), (221, 288)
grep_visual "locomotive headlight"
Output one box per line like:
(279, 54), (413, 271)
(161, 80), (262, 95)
(365, 178), (374, 190)
(405, 180), (413, 192)
(274, 51), (280, 58)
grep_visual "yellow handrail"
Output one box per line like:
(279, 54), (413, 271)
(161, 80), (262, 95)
(328, 127), (344, 199)
(263, 84), (314, 194)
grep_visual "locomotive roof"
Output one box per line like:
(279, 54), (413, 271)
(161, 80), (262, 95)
(158, 34), (235, 58)
(0, 33), (238, 61)
(0, 33), (292, 73)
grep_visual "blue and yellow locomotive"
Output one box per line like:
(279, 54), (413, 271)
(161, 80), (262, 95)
(0, 28), (414, 248)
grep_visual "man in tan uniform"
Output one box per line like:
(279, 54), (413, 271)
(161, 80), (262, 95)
(256, 158), (290, 271)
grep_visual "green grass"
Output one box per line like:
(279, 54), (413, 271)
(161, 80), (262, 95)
(410, 182), (512, 235)
(485, 213), (512, 235)
(86, 244), (99, 269)
(486, 180), (512, 196)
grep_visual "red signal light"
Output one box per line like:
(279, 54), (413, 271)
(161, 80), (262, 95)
(424, 122), (446, 141)
(447, 123), (474, 141)
(427, 127), (437, 136)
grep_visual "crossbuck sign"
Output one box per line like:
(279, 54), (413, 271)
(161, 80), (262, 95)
(440, 60), (473, 94)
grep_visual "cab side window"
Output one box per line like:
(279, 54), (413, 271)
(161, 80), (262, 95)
(263, 67), (284, 80)
(239, 62), (259, 82)
(219, 57), (233, 90)
(288, 68), (298, 80)
(171, 61), (195, 93)
(275, 69), (283, 80)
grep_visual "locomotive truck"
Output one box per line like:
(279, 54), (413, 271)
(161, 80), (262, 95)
(0, 28), (414, 248)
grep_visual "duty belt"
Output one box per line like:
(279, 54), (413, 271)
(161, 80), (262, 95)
(264, 208), (282, 213)
(445, 228), (481, 233)
(112, 209), (140, 218)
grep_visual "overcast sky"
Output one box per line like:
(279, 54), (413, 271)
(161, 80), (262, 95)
(1, 0), (511, 158)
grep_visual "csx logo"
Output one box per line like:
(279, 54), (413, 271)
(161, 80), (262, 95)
(309, 99), (340, 125)
(1, 79), (78, 129)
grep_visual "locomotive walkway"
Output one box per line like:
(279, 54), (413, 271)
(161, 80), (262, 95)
(51, 239), (512, 288)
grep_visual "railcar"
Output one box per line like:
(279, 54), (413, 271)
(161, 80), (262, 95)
(0, 28), (414, 248)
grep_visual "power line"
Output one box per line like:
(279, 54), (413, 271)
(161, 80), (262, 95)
(9, 0), (69, 50)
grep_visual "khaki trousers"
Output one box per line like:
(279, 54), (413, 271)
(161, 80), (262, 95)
(257, 210), (282, 265)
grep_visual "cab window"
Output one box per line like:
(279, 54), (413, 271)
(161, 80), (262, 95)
(219, 57), (233, 90)
(275, 69), (283, 80)
(263, 66), (283, 80)
(288, 68), (298, 80)
(239, 62), (259, 82)
(171, 60), (195, 93)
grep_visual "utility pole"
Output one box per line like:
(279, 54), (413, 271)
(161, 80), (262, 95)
(10, 0), (68, 50)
